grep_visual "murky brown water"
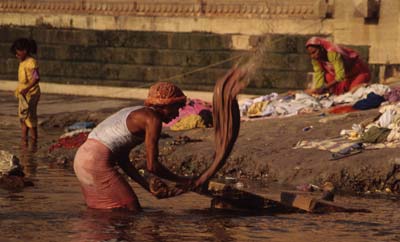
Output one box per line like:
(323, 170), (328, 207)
(1, 126), (400, 242)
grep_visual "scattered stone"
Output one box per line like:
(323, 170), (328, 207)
(321, 182), (336, 202)
(0, 150), (24, 177)
(168, 135), (202, 145)
(296, 183), (320, 192)
(0, 150), (35, 190)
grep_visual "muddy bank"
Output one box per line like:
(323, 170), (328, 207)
(43, 106), (400, 195)
(160, 109), (400, 195)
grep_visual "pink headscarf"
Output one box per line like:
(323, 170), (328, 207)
(306, 37), (359, 60)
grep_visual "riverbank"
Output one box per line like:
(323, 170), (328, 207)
(0, 80), (259, 102)
(1, 90), (399, 196)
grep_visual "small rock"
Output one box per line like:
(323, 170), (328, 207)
(224, 176), (236, 182)
(296, 183), (320, 192)
(302, 126), (313, 132)
(0, 150), (24, 177)
(234, 182), (244, 189)
(321, 181), (336, 201)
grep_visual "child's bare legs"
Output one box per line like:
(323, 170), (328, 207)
(20, 120), (38, 151)
(29, 127), (38, 142)
(28, 127), (38, 152)
(30, 128), (38, 151)
(20, 120), (28, 145)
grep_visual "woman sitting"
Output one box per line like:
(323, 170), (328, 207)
(305, 37), (371, 96)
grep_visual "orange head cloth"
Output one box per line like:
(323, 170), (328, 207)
(144, 82), (187, 106)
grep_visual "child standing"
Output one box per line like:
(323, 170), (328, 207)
(10, 38), (41, 145)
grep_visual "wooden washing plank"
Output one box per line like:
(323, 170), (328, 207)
(280, 192), (370, 213)
(206, 181), (268, 210)
(205, 181), (370, 213)
(206, 181), (289, 210)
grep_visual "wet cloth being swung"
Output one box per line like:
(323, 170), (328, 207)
(194, 68), (249, 188)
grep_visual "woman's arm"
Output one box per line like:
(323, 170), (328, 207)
(305, 60), (325, 95)
(328, 51), (345, 83)
(311, 59), (325, 89)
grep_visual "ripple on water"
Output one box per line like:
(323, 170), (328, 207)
(1, 128), (400, 241)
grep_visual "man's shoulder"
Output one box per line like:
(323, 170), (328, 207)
(126, 106), (162, 132)
(129, 106), (160, 121)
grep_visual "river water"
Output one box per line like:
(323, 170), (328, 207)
(1, 109), (400, 242)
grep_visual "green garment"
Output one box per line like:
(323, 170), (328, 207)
(358, 126), (391, 143)
(311, 51), (346, 89)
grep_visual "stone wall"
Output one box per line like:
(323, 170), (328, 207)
(0, 26), (321, 93)
(0, 0), (383, 92)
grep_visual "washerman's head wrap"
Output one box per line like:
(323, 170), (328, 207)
(145, 82), (187, 106)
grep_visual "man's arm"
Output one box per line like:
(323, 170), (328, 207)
(117, 154), (150, 192)
(118, 154), (186, 199)
(144, 113), (193, 184)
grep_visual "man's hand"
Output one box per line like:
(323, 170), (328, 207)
(149, 177), (186, 199)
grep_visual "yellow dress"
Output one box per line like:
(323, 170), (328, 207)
(15, 57), (41, 128)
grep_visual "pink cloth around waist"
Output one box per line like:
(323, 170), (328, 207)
(74, 138), (138, 209)
(74, 138), (113, 170)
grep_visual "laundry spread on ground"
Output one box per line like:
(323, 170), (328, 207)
(240, 84), (390, 120)
(294, 137), (400, 153)
(48, 129), (92, 153)
(164, 98), (212, 129)
(170, 114), (207, 131)
(294, 102), (400, 153)
(163, 84), (392, 130)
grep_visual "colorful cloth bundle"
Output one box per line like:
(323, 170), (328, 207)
(48, 131), (90, 152)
